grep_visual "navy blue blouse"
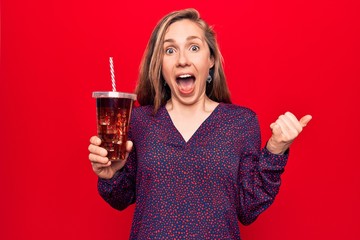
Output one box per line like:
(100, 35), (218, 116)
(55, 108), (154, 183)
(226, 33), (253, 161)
(98, 103), (288, 239)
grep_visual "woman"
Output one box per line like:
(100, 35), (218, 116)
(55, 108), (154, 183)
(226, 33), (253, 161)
(88, 8), (312, 239)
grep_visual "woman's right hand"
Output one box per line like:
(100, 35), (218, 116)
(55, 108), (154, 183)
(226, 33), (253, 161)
(88, 136), (133, 179)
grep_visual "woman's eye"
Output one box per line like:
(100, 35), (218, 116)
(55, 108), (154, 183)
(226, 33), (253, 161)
(190, 45), (200, 51)
(165, 48), (175, 54)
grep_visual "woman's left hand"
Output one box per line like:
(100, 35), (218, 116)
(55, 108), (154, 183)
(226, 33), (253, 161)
(266, 112), (312, 155)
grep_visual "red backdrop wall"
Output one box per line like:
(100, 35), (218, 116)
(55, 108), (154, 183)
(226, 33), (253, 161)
(1, 0), (359, 239)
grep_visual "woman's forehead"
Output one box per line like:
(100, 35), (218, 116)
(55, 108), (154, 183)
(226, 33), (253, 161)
(164, 19), (204, 40)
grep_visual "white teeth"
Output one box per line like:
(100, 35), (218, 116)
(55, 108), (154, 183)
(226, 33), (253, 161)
(178, 74), (192, 78)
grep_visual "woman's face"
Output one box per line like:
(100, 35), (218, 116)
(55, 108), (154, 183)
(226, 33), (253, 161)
(161, 19), (214, 105)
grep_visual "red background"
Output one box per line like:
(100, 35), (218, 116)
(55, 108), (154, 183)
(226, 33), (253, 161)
(1, 0), (359, 239)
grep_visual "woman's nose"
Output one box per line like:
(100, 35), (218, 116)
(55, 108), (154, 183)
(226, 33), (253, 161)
(176, 51), (190, 67)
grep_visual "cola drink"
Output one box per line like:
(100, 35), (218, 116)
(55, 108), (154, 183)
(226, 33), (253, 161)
(93, 92), (136, 160)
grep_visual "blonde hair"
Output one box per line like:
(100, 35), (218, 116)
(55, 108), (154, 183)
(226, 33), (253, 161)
(135, 8), (231, 113)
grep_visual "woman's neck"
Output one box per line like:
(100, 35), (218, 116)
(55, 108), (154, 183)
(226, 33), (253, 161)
(165, 96), (218, 116)
(165, 96), (219, 142)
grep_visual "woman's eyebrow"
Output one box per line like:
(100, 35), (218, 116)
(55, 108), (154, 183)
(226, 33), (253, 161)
(163, 39), (175, 44)
(163, 35), (203, 43)
(186, 36), (202, 41)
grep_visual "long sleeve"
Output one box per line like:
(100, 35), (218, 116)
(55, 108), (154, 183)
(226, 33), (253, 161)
(237, 114), (288, 225)
(97, 112), (138, 211)
(97, 149), (137, 210)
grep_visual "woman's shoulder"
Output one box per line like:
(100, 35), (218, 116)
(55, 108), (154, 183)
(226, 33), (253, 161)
(219, 103), (257, 119)
(132, 105), (154, 115)
(216, 103), (258, 128)
(130, 105), (155, 120)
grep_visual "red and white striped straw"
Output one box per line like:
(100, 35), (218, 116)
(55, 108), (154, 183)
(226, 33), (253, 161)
(109, 57), (116, 92)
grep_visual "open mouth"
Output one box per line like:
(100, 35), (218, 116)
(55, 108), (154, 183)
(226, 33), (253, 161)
(176, 74), (196, 94)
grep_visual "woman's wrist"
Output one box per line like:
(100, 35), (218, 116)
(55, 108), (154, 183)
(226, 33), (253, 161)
(266, 137), (290, 155)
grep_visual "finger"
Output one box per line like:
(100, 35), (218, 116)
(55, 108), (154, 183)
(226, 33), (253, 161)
(277, 116), (291, 133)
(91, 161), (111, 172)
(300, 115), (312, 127)
(284, 112), (302, 132)
(119, 141), (133, 162)
(271, 123), (283, 137)
(126, 140), (133, 152)
(273, 117), (296, 142)
(88, 144), (108, 157)
(279, 114), (301, 135)
(281, 113), (303, 134)
(90, 136), (102, 146)
(89, 153), (110, 164)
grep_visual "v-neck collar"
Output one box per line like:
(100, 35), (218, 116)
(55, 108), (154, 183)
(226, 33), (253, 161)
(160, 102), (222, 145)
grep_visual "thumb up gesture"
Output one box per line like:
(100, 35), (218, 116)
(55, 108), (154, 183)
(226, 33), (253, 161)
(266, 112), (312, 155)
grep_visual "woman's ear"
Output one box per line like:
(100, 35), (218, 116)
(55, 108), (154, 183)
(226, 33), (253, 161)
(209, 56), (215, 68)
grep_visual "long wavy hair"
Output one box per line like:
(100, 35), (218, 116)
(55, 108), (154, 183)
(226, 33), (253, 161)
(135, 8), (231, 114)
